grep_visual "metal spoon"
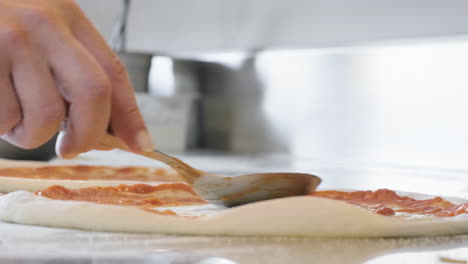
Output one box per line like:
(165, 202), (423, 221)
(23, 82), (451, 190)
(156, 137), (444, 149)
(100, 135), (321, 207)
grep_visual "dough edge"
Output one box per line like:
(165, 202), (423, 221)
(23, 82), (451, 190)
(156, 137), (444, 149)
(1, 191), (468, 237)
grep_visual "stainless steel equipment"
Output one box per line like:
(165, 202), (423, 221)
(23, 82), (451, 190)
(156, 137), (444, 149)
(76, 0), (468, 171)
(6, 0), (468, 169)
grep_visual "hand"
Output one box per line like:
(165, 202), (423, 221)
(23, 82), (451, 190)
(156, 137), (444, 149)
(0, 0), (154, 159)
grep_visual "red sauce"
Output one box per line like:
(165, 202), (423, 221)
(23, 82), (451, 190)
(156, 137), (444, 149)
(0, 166), (183, 182)
(36, 183), (208, 207)
(310, 189), (468, 217)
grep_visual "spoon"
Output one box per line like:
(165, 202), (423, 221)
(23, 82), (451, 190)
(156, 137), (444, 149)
(99, 135), (321, 207)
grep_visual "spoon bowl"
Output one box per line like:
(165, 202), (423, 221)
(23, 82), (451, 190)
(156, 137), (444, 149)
(100, 135), (321, 207)
(193, 172), (321, 207)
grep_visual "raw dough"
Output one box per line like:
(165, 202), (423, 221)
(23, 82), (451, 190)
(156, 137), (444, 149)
(1, 190), (468, 237)
(1, 159), (468, 237)
(0, 159), (180, 193)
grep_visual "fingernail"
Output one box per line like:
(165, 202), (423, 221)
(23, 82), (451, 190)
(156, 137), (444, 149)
(136, 130), (154, 152)
(55, 131), (79, 159)
(63, 152), (79, 160)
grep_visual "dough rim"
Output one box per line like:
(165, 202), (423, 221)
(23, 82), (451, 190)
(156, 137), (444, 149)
(1, 190), (468, 237)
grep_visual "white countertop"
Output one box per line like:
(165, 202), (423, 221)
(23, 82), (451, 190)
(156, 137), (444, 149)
(0, 221), (467, 264)
(1, 150), (468, 263)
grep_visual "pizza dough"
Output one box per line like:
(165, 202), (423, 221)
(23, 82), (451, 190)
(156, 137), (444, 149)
(1, 158), (468, 237)
(2, 189), (468, 237)
(0, 159), (183, 193)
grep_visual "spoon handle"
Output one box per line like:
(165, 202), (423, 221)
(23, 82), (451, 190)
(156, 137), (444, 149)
(99, 134), (203, 184)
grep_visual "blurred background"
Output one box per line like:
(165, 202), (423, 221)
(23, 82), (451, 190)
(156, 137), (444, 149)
(2, 0), (468, 171)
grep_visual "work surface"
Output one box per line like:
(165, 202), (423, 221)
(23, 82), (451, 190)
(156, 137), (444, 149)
(1, 150), (468, 264)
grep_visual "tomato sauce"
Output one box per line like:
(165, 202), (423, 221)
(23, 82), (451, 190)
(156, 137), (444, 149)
(37, 183), (208, 208)
(0, 166), (182, 182)
(310, 189), (468, 217)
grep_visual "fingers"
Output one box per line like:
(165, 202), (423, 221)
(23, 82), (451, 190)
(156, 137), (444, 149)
(50, 37), (112, 159)
(0, 2), (119, 157)
(110, 80), (154, 154)
(0, 71), (21, 136)
(0, 24), (23, 137)
(71, 11), (154, 154)
(56, 131), (115, 155)
(1, 33), (65, 149)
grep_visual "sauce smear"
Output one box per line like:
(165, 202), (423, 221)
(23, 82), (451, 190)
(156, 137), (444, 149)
(37, 183), (208, 208)
(0, 166), (183, 182)
(310, 189), (468, 217)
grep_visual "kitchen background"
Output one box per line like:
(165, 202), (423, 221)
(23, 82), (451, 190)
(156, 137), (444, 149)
(1, 2), (468, 263)
(1, 0), (468, 172)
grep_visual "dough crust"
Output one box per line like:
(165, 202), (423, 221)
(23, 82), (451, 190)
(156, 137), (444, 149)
(1, 190), (468, 237)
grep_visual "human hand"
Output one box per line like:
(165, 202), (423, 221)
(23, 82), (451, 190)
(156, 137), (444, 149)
(0, 0), (153, 159)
